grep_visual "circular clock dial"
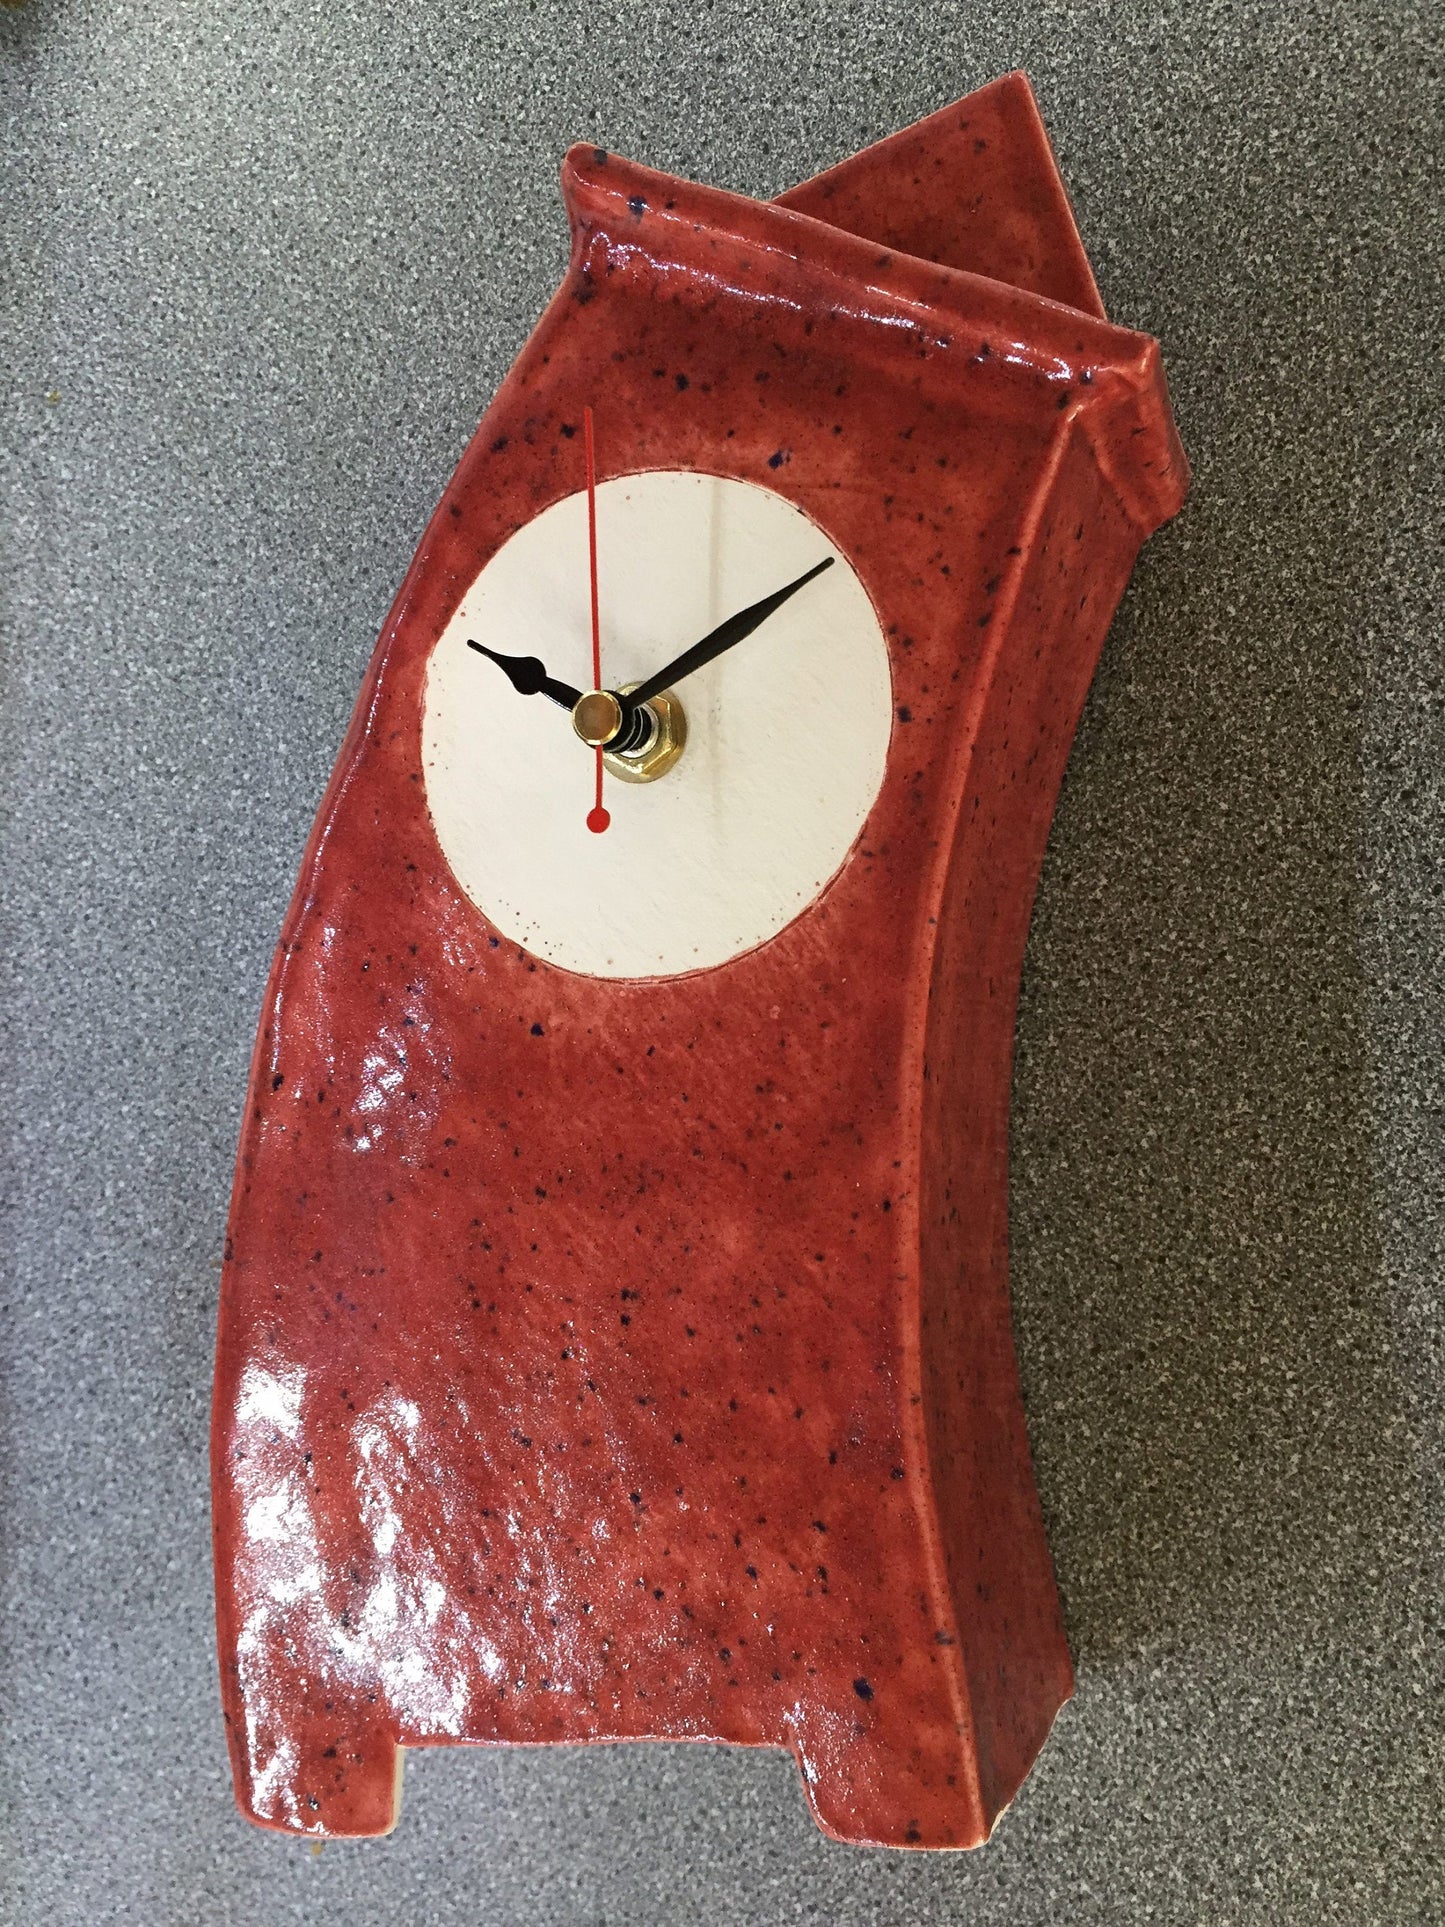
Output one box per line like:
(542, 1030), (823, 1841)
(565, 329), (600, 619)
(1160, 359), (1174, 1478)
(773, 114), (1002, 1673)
(422, 470), (892, 979)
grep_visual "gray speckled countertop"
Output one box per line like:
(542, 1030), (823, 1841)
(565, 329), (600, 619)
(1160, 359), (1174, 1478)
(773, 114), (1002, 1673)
(2, 3), (1441, 1921)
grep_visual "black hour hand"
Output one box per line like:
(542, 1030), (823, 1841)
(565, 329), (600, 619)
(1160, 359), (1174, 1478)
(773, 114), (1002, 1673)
(467, 640), (582, 712)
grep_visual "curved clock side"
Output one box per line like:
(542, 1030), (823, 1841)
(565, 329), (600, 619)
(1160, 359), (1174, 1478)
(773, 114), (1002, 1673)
(914, 422), (1159, 1820)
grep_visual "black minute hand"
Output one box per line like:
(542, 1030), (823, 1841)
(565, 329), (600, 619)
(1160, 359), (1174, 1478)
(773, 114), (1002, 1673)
(625, 556), (834, 711)
(467, 640), (582, 711)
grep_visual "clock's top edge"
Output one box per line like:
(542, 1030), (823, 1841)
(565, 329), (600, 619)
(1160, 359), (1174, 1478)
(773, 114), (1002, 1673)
(559, 143), (1157, 379)
(558, 139), (1189, 533)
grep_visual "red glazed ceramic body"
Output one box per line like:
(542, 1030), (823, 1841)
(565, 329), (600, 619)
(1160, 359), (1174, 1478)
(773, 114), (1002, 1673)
(212, 74), (1188, 1848)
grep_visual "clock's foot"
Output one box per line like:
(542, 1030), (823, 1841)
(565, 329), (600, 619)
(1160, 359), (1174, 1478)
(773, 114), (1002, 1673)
(227, 1708), (403, 1837)
(789, 1734), (992, 1851)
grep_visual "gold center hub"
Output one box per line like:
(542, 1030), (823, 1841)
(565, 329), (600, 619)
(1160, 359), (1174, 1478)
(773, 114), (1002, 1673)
(571, 688), (624, 748)
(570, 683), (687, 783)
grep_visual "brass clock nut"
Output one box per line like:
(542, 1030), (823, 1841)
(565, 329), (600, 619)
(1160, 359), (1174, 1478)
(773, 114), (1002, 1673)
(603, 685), (687, 784)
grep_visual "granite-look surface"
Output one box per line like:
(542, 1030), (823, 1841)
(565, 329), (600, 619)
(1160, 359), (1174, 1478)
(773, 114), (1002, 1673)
(1, 2), (1440, 1922)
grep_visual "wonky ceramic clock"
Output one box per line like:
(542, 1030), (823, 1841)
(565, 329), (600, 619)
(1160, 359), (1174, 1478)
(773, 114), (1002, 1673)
(212, 73), (1188, 1849)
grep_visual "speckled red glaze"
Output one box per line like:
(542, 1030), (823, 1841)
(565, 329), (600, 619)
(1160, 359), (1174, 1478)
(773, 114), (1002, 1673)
(778, 73), (1107, 319)
(212, 75), (1187, 1849)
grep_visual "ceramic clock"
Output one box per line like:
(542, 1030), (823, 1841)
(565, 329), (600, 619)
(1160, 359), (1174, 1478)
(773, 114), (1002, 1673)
(212, 71), (1188, 1849)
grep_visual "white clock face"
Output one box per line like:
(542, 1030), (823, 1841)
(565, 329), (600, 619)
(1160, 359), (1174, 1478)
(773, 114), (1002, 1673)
(421, 470), (893, 979)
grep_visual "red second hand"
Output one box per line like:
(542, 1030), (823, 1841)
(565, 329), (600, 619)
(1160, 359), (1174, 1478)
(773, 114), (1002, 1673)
(583, 406), (609, 835)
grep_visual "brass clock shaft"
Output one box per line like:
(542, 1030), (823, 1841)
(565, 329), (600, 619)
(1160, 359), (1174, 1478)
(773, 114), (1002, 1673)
(571, 688), (626, 747)
(571, 684), (686, 783)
